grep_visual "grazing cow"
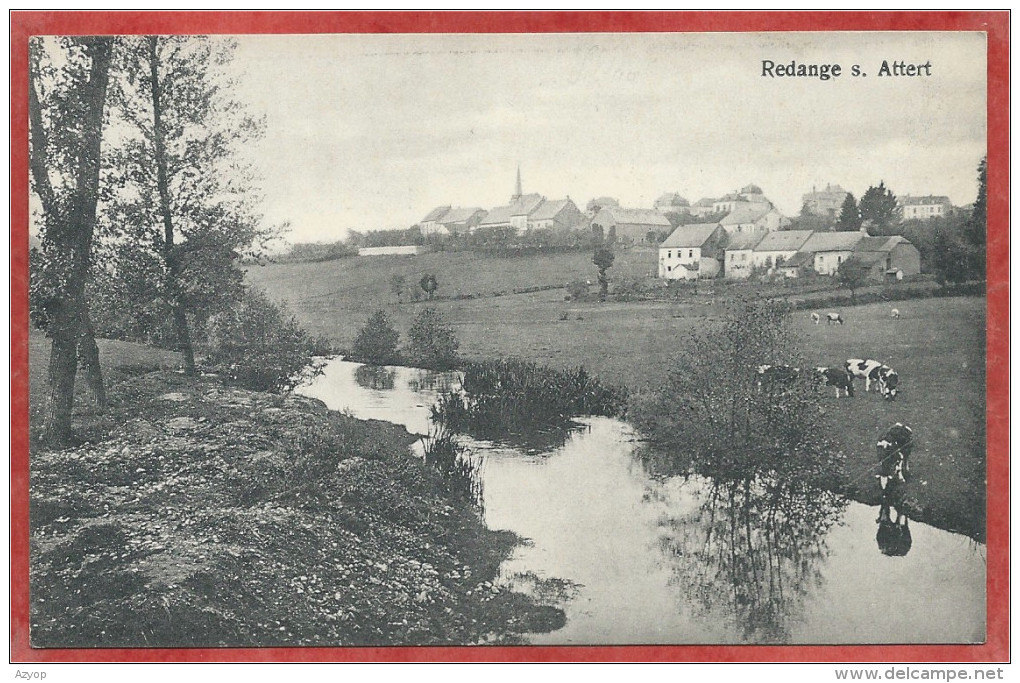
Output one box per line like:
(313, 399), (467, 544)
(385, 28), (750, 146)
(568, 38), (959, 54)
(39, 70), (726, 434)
(814, 366), (854, 397)
(876, 365), (899, 400)
(876, 422), (914, 491)
(845, 358), (884, 392)
(756, 364), (800, 391)
(810, 312), (821, 325)
(826, 312), (844, 325)
(891, 308), (900, 319)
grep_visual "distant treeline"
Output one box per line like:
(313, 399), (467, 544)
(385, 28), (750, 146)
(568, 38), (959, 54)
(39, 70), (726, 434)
(278, 223), (606, 263)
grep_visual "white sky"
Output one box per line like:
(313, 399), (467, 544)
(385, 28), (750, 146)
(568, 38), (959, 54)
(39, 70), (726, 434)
(228, 31), (987, 243)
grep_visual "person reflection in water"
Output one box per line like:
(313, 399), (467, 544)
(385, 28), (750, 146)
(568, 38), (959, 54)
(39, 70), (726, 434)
(876, 479), (912, 557)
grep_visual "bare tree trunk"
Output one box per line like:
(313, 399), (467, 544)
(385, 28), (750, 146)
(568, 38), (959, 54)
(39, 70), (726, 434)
(32, 37), (114, 446)
(78, 305), (106, 410)
(148, 35), (197, 376)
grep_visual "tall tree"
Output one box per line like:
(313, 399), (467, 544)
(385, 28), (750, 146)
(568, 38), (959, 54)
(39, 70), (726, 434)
(834, 193), (862, 232)
(29, 36), (115, 445)
(106, 35), (271, 375)
(858, 181), (901, 230)
(593, 246), (615, 302)
(966, 156), (987, 246)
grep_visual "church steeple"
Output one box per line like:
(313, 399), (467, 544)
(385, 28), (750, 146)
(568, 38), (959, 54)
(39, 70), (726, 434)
(512, 165), (522, 202)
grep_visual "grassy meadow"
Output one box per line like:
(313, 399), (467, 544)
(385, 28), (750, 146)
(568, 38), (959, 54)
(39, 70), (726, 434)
(248, 253), (987, 539)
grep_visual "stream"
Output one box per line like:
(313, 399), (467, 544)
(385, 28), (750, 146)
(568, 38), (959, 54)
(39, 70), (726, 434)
(299, 358), (986, 645)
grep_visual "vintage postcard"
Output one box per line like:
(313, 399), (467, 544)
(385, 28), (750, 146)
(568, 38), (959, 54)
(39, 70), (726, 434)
(11, 12), (1008, 664)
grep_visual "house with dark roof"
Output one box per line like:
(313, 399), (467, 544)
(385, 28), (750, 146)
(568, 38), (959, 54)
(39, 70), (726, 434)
(800, 231), (866, 275)
(528, 198), (584, 231)
(723, 231), (766, 280)
(658, 223), (728, 280)
(752, 230), (813, 270)
(774, 251), (815, 278)
(591, 207), (672, 244)
(899, 195), (953, 220)
(852, 235), (921, 280)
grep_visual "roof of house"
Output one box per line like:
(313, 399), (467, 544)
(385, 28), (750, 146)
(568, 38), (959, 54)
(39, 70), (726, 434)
(716, 193), (743, 202)
(595, 207), (672, 227)
(779, 251), (815, 269)
(803, 184), (848, 199)
(741, 184), (764, 195)
(853, 235), (912, 252)
(753, 230), (813, 252)
(441, 207), (486, 225)
(800, 231), (865, 253)
(660, 223), (723, 249)
(479, 194), (545, 225)
(654, 192), (690, 208)
(725, 231), (766, 250)
(900, 195), (952, 206)
(422, 205), (451, 223)
(720, 204), (773, 226)
(510, 193), (545, 216)
(529, 198), (576, 221)
(693, 197), (717, 207)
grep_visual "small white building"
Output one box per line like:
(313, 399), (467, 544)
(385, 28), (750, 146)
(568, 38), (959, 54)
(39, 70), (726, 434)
(658, 223), (727, 281)
(800, 231), (865, 275)
(723, 231), (766, 280)
(358, 245), (425, 257)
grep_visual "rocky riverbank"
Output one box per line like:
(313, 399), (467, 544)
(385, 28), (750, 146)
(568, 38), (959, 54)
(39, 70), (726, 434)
(29, 371), (563, 647)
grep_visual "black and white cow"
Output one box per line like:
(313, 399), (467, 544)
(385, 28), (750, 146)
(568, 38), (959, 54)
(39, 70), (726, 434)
(810, 312), (821, 325)
(846, 359), (900, 399)
(756, 364), (800, 391)
(876, 422), (913, 491)
(845, 358), (883, 392)
(877, 366), (899, 400)
(826, 312), (844, 325)
(814, 366), (855, 397)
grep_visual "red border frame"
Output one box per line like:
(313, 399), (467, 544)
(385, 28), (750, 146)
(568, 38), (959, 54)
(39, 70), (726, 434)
(9, 11), (1009, 663)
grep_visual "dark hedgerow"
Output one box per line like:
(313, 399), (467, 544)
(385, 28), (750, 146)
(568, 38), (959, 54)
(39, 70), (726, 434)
(432, 357), (626, 438)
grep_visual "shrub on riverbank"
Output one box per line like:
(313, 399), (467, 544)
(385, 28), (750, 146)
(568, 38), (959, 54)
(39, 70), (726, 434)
(349, 310), (402, 366)
(628, 297), (845, 489)
(202, 287), (328, 392)
(432, 358), (626, 438)
(407, 308), (459, 371)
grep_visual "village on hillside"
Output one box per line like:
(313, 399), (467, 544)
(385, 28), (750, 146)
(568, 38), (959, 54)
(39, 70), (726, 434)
(353, 169), (960, 285)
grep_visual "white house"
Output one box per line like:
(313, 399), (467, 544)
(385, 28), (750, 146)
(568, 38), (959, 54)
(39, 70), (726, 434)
(899, 195), (953, 221)
(658, 223), (727, 280)
(723, 231), (765, 280)
(420, 206), (451, 235)
(800, 231), (865, 275)
(719, 204), (790, 234)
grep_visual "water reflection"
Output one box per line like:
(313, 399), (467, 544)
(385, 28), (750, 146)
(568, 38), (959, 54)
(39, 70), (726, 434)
(876, 480), (912, 557)
(656, 477), (848, 644)
(354, 364), (396, 391)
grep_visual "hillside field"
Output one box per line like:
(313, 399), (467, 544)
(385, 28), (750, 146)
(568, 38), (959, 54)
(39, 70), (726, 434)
(248, 252), (987, 539)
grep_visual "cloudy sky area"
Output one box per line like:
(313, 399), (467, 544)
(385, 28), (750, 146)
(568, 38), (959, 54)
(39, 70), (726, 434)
(229, 32), (987, 244)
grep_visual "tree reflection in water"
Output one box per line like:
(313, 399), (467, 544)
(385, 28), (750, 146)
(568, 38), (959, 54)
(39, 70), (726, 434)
(656, 476), (848, 643)
(354, 364), (396, 390)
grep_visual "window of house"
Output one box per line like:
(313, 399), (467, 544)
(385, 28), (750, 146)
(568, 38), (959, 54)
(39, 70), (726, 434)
(667, 250), (672, 258)
(689, 250), (694, 258)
